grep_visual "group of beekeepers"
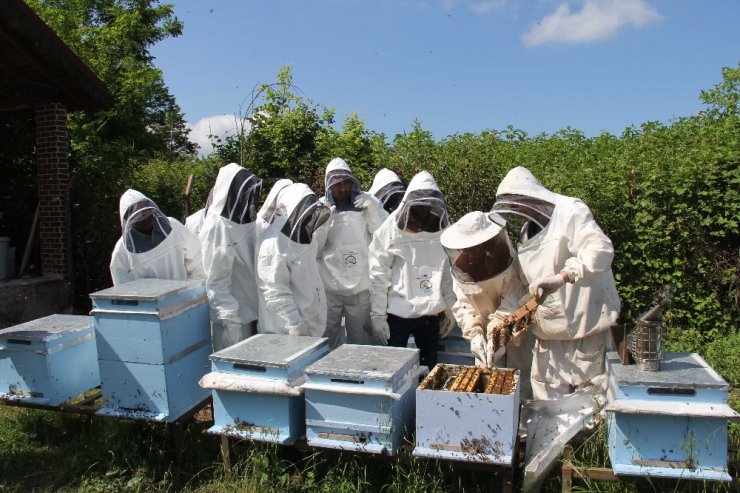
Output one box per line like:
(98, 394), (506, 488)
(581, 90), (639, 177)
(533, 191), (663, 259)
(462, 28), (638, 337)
(109, 159), (620, 401)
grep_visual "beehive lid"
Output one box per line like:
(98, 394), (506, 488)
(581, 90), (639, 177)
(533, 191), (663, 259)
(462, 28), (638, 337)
(0, 314), (93, 342)
(305, 344), (418, 382)
(611, 352), (728, 389)
(90, 278), (204, 300)
(211, 334), (327, 368)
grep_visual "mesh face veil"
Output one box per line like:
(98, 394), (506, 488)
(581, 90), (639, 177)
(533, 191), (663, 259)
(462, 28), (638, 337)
(396, 189), (449, 233)
(280, 194), (330, 244)
(222, 170), (262, 224)
(374, 181), (405, 213)
(491, 193), (554, 236)
(122, 199), (172, 253)
(445, 231), (514, 283)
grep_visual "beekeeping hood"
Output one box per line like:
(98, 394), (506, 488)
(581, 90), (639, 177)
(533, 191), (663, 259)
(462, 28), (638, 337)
(440, 211), (514, 283)
(396, 171), (449, 233)
(368, 168), (405, 213)
(208, 163), (262, 225)
(278, 183), (330, 244)
(492, 166), (556, 233)
(324, 157), (362, 208)
(119, 189), (172, 253)
(257, 179), (293, 225)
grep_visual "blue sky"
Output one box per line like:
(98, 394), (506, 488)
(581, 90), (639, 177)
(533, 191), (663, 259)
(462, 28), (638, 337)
(149, 0), (740, 154)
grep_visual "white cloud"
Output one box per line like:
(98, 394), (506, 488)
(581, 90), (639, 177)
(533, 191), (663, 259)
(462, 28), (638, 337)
(522, 0), (661, 47)
(187, 114), (251, 156)
(471, 0), (507, 14)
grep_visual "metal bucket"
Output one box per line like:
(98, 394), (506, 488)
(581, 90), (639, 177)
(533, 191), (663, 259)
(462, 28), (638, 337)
(629, 320), (662, 371)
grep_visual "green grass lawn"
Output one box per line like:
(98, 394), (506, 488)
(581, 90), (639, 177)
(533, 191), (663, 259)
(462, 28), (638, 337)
(0, 402), (737, 493)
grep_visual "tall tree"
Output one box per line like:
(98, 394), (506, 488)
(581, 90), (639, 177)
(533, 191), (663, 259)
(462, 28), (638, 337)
(26, 0), (195, 304)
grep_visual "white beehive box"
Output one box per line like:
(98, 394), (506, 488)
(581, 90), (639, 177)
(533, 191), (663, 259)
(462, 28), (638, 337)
(303, 344), (419, 455)
(0, 314), (99, 405)
(202, 334), (329, 445)
(90, 278), (210, 422)
(414, 364), (521, 465)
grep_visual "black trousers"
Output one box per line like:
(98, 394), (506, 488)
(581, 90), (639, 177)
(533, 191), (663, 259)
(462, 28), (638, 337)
(387, 313), (440, 370)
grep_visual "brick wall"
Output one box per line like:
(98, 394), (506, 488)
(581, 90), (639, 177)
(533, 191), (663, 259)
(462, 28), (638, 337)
(35, 103), (71, 279)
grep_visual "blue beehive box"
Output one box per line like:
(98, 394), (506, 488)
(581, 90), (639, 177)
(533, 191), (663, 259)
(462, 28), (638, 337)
(414, 364), (521, 465)
(303, 344), (419, 455)
(202, 334), (329, 444)
(90, 278), (211, 422)
(0, 315), (99, 405)
(606, 351), (739, 482)
(409, 327), (474, 366)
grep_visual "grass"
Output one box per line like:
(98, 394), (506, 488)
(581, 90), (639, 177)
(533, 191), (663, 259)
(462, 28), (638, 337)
(0, 397), (737, 492)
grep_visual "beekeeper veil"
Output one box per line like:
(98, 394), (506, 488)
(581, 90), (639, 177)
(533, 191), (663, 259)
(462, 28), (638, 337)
(279, 184), (330, 244)
(441, 211), (514, 283)
(119, 189), (172, 253)
(396, 171), (449, 233)
(491, 166), (555, 238)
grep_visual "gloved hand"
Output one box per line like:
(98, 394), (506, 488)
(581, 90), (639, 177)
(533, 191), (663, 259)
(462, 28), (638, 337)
(371, 316), (390, 345)
(485, 318), (507, 367)
(353, 193), (378, 212)
(529, 273), (567, 302)
(470, 334), (487, 367)
(439, 309), (456, 338)
(287, 321), (308, 336)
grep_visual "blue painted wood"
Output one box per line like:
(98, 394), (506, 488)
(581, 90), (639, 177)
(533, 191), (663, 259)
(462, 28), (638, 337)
(303, 345), (419, 455)
(606, 351), (736, 482)
(414, 366), (520, 465)
(90, 279), (210, 364)
(97, 340), (210, 422)
(206, 334), (329, 445)
(0, 315), (99, 405)
(91, 279), (211, 422)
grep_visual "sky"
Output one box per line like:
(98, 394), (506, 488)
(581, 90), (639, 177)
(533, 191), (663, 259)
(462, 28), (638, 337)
(149, 0), (740, 155)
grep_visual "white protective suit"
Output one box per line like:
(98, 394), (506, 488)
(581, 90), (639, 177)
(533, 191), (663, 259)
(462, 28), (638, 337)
(440, 211), (535, 399)
(368, 168), (405, 214)
(110, 189), (204, 285)
(256, 183), (330, 337)
(198, 163), (262, 351)
(315, 158), (388, 347)
(185, 189), (214, 237)
(493, 166), (620, 399)
(254, 179), (293, 333)
(369, 171), (456, 329)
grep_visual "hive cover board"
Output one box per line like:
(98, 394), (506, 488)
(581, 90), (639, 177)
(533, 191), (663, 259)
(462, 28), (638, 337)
(303, 345), (420, 455)
(204, 334), (329, 444)
(0, 314), (99, 405)
(606, 351), (739, 481)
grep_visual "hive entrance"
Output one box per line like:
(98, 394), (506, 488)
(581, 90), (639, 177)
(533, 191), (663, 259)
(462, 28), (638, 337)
(419, 364), (516, 395)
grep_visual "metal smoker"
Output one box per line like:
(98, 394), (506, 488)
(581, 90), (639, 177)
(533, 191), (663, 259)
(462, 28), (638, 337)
(628, 291), (671, 372)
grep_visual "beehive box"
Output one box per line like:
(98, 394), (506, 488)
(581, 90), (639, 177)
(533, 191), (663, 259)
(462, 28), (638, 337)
(414, 364), (521, 465)
(303, 345), (419, 455)
(202, 334), (329, 444)
(408, 326), (475, 366)
(606, 351), (739, 481)
(90, 278), (210, 422)
(0, 315), (99, 405)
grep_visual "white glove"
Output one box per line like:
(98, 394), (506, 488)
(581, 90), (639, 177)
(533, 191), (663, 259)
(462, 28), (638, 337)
(287, 321), (308, 336)
(439, 309), (456, 338)
(353, 193), (377, 212)
(470, 334), (487, 367)
(371, 316), (390, 345)
(529, 273), (567, 301)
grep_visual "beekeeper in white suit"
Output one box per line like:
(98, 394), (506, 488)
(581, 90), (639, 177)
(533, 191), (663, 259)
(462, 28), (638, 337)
(369, 171), (456, 370)
(257, 183), (330, 337)
(253, 178), (293, 332)
(492, 166), (620, 400)
(368, 168), (405, 214)
(198, 163), (263, 351)
(110, 189), (204, 285)
(440, 211), (535, 398)
(314, 158), (388, 348)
